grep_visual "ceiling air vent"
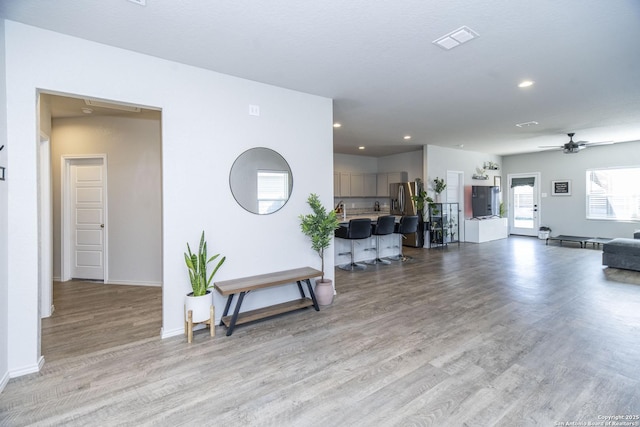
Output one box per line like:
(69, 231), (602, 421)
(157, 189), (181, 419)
(433, 26), (479, 50)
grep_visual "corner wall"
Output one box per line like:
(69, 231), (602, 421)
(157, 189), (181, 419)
(4, 21), (333, 377)
(0, 19), (10, 392)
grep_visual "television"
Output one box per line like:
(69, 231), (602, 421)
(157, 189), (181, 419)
(471, 186), (499, 218)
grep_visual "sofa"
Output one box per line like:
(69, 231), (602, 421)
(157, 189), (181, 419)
(602, 231), (640, 271)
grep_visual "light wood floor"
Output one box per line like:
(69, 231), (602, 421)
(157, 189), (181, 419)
(2, 236), (640, 426)
(41, 280), (162, 362)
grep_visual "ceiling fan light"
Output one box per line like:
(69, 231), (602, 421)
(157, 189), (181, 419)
(563, 146), (581, 154)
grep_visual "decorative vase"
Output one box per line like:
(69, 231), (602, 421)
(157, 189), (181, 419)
(314, 279), (334, 306)
(435, 193), (441, 203)
(185, 290), (212, 322)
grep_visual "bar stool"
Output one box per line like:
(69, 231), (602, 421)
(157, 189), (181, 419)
(388, 215), (419, 261)
(335, 218), (372, 270)
(367, 215), (396, 265)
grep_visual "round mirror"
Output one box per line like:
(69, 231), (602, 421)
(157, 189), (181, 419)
(229, 147), (293, 215)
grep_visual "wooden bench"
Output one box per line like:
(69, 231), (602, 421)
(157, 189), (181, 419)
(214, 267), (322, 336)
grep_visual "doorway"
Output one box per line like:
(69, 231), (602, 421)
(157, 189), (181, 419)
(508, 172), (540, 236)
(446, 170), (465, 241)
(38, 91), (163, 362)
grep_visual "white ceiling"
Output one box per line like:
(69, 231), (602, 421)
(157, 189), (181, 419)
(2, 0), (640, 157)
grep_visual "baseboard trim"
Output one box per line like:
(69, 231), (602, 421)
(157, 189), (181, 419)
(0, 370), (9, 393)
(105, 280), (162, 287)
(9, 356), (44, 378)
(161, 327), (184, 339)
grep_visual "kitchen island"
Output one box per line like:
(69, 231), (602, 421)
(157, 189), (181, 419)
(334, 213), (402, 265)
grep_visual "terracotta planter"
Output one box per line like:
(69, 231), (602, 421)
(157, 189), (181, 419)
(314, 279), (334, 306)
(185, 290), (212, 322)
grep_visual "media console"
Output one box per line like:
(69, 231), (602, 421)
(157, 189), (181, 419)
(464, 217), (508, 243)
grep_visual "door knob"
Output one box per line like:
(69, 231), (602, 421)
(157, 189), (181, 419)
(100, 224), (104, 228)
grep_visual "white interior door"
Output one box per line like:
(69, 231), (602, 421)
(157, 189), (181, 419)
(508, 173), (540, 236)
(68, 158), (106, 280)
(446, 170), (464, 240)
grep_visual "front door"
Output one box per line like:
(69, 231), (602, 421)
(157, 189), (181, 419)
(508, 173), (540, 237)
(68, 158), (106, 280)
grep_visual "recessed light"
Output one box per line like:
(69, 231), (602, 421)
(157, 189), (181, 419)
(515, 121), (539, 128)
(403, 135), (411, 140)
(333, 123), (342, 128)
(518, 80), (535, 88)
(358, 146), (365, 150)
(81, 108), (93, 114)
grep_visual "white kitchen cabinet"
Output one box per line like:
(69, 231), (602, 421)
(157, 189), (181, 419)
(387, 171), (409, 185)
(364, 173), (377, 196)
(335, 171), (408, 198)
(339, 173), (351, 197)
(376, 172), (408, 196)
(350, 173), (364, 197)
(376, 173), (389, 197)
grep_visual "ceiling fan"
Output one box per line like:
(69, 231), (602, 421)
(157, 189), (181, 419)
(539, 133), (614, 154)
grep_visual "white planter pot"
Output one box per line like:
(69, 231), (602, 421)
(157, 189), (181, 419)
(315, 279), (335, 306)
(538, 231), (550, 240)
(185, 291), (212, 323)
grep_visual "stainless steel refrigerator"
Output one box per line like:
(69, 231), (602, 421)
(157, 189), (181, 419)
(390, 182), (420, 247)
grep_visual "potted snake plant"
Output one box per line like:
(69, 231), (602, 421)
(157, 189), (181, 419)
(184, 230), (226, 323)
(299, 193), (340, 305)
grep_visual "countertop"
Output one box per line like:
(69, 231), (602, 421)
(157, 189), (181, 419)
(337, 211), (396, 224)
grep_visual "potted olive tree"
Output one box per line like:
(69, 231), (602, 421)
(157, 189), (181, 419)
(299, 193), (340, 305)
(184, 230), (226, 323)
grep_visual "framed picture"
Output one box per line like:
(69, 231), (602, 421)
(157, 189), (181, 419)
(494, 175), (501, 191)
(552, 180), (571, 196)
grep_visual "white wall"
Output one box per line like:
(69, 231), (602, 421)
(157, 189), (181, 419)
(425, 145), (502, 241)
(51, 115), (162, 285)
(333, 153), (378, 173)
(0, 18), (10, 392)
(378, 150), (423, 182)
(3, 21), (333, 378)
(503, 141), (640, 238)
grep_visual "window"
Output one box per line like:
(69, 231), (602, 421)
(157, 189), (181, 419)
(257, 170), (289, 214)
(586, 167), (640, 221)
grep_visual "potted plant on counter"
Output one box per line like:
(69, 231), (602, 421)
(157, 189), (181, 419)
(299, 193), (341, 306)
(433, 177), (446, 202)
(184, 231), (226, 325)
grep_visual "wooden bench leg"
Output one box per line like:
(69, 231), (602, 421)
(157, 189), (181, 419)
(184, 305), (188, 337)
(209, 305), (215, 338)
(187, 309), (193, 344)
